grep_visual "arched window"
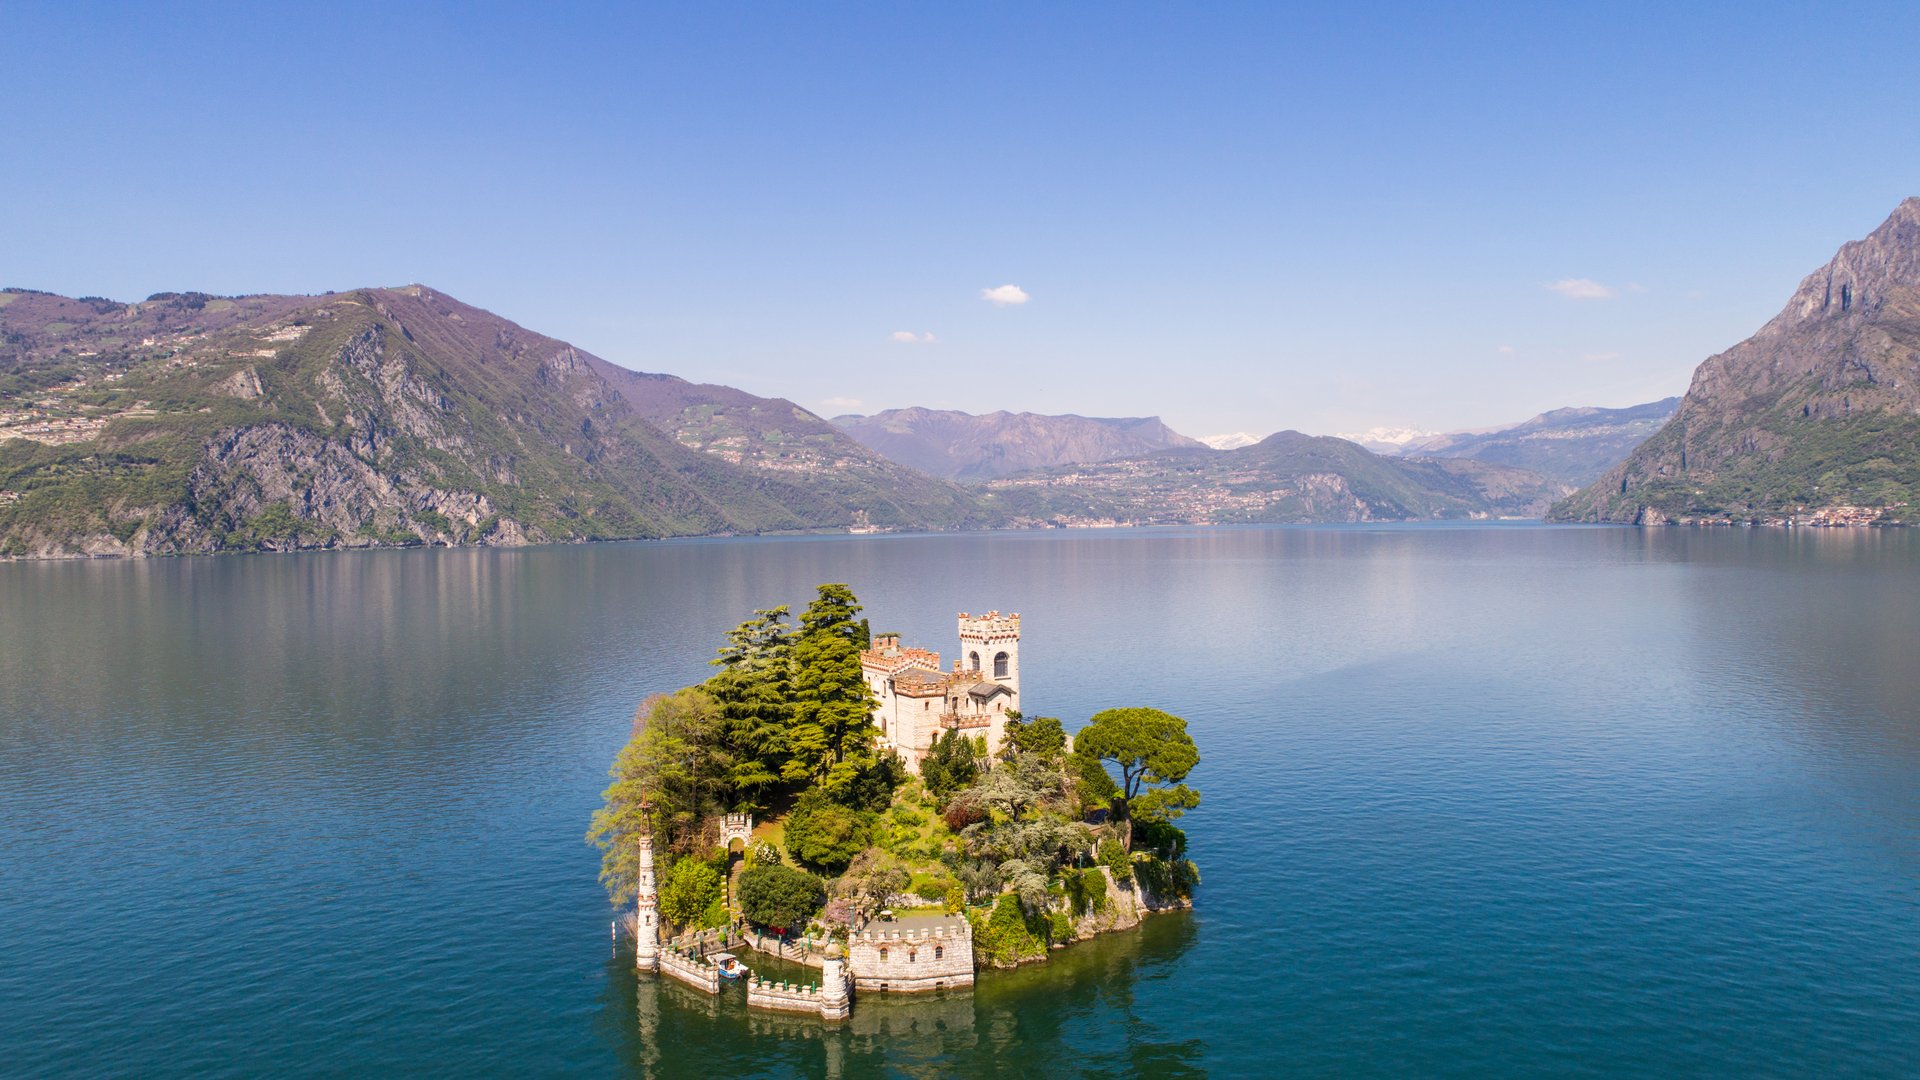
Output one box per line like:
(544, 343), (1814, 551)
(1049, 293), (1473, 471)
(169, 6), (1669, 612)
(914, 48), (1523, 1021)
(934, 945), (944, 960)
(879, 948), (888, 961)
(994, 652), (1009, 679)
(969, 651), (981, 671)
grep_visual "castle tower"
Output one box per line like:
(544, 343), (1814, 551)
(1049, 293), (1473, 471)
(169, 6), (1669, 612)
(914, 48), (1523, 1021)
(634, 832), (661, 971)
(819, 956), (851, 1021)
(958, 611), (1020, 701)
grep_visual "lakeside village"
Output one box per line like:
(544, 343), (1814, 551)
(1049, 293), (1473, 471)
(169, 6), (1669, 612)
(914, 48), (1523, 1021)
(589, 586), (1202, 1022)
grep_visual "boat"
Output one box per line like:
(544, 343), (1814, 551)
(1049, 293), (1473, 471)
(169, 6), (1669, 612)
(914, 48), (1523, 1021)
(714, 952), (749, 980)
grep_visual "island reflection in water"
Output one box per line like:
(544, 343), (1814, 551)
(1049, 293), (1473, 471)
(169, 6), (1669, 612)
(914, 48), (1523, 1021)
(602, 913), (1202, 1078)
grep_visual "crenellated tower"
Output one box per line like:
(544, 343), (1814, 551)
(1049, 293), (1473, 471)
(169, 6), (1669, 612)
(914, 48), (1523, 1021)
(634, 831), (661, 971)
(957, 610), (1020, 702)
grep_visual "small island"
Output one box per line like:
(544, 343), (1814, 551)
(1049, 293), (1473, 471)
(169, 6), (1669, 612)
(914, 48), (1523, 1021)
(589, 584), (1202, 1020)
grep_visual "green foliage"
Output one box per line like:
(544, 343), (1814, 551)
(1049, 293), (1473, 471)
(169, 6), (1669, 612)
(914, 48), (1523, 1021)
(1066, 867), (1110, 917)
(749, 841), (783, 867)
(1134, 854), (1202, 902)
(943, 884), (965, 915)
(837, 851), (911, 921)
(1070, 750), (1120, 812)
(783, 794), (872, 873)
(789, 585), (882, 793)
(736, 863), (827, 930)
(705, 607), (795, 805)
(1003, 714), (1067, 759)
(1097, 838), (1134, 886)
(1075, 707), (1201, 848)
(970, 894), (1048, 966)
(1048, 910), (1075, 944)
(585, 687), (731, 902)
(658, 856), (724, 928)
(1132, 818), (1190, 860)
(920, 728), (982, 798)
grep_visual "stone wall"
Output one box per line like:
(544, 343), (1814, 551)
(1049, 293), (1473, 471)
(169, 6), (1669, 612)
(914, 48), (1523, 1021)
(658, 945), (720, 994)
(847, 917), (975, 992)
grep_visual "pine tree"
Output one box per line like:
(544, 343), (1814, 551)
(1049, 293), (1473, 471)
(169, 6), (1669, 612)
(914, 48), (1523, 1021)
(790, 584), (880, 793)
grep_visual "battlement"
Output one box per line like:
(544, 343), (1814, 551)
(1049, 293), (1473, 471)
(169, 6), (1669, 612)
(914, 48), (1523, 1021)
(846, 915), (974, 992)
(860, 641), (943, 676)
(848, 920), (968, 944)
(957, 611), (1021, 642)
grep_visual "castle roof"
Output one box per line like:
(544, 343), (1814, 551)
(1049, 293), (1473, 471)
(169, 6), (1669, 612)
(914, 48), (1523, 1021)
(952, 679), (1013, 701)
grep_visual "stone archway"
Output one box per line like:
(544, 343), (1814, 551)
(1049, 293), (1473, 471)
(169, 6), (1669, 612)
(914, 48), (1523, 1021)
(721, 813), (754, 851)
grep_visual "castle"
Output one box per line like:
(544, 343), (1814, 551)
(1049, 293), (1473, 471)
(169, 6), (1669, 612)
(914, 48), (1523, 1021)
(860, 611), (1021, 772)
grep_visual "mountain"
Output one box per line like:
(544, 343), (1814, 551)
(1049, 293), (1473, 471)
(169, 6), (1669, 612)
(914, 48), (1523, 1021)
(1555, 198), (1920, 525)
(831, 407), (1203, 481)
(1199, 432), (1267, 450)
(1390, 398), (1679, 485)
(0, 285), (990, 558)
(983, 430), (1572, 525)
(1333, 426), (1443, 455)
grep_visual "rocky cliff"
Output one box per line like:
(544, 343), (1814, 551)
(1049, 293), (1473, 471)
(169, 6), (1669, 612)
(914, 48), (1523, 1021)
(832, 407), (1203, 481)
(1554, 198), (1920, 524)
(0, 286), (989, 557)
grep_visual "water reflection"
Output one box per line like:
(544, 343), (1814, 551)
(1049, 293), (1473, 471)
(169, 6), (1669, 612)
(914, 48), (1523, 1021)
(602, 915), (1200, 1078)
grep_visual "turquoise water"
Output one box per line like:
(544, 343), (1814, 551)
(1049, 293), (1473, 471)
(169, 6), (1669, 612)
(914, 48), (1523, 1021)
(1, 525), (1916, 1077)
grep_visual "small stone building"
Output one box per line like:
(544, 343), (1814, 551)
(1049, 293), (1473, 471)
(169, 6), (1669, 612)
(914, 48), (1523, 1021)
(846, 914), (975, 992)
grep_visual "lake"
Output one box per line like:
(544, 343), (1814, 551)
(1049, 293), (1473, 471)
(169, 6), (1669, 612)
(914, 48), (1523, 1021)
(1, 524), (1916, 1077)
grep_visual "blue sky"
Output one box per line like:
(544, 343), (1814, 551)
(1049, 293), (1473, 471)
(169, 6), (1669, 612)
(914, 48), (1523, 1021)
(6, 3), (1919, 437)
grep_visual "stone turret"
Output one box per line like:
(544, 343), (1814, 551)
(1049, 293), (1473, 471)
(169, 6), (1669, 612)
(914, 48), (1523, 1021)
(819, 957), (851, 1021)
(634, 832), (661, 971)
(958, 610), (1020, 700)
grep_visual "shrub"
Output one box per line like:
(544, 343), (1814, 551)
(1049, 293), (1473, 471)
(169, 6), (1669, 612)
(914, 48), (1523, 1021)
(750, 841), (782, 867)
(943, 885), (965, 915)
(1066, 867), (1110, 916)
(1048, 910), (1074, 944)
(943, 799), (985, 832)
(658, 857), (725, 928)
(783, 797), (872, 873)
(1004, 715), (1067, 758)
(1098, 838), (1134, 886)
(838, 851), (911, 921)
(920, 729), (981, 797)
(970, 894), (1047, 966)
(737, 864), (828, 931)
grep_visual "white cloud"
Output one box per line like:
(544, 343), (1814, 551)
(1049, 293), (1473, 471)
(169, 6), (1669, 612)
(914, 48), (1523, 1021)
(980, 284), (1030, 306)
(821, 396), (863, 409)
(1546, 278), (1617, 300)
(890, 331), (936, 344)
(1497, 344), (1516, 355)
(1582, 351), (1622, 362)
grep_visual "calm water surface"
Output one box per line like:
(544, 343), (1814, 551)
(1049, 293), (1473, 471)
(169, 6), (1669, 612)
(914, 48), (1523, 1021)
(1, 525), (1916, 1077)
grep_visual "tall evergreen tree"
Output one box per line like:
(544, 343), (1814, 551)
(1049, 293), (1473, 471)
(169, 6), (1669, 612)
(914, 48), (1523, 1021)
(706, 606), (796, 805)
(790, 584), (881, 793)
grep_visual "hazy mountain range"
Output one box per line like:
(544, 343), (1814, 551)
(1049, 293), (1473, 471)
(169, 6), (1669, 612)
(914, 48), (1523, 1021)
(831, 407), (1201, 481)
(1346, 399), (1681, 485)
(1555, 197), (1920, 525)
(984, 430), (1573, 525)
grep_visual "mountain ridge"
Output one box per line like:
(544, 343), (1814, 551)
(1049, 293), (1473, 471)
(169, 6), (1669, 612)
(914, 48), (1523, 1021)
(0, 285), (990, 557)
(1554, 198), (1920, 524)
(831, 406), (1202, 481)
